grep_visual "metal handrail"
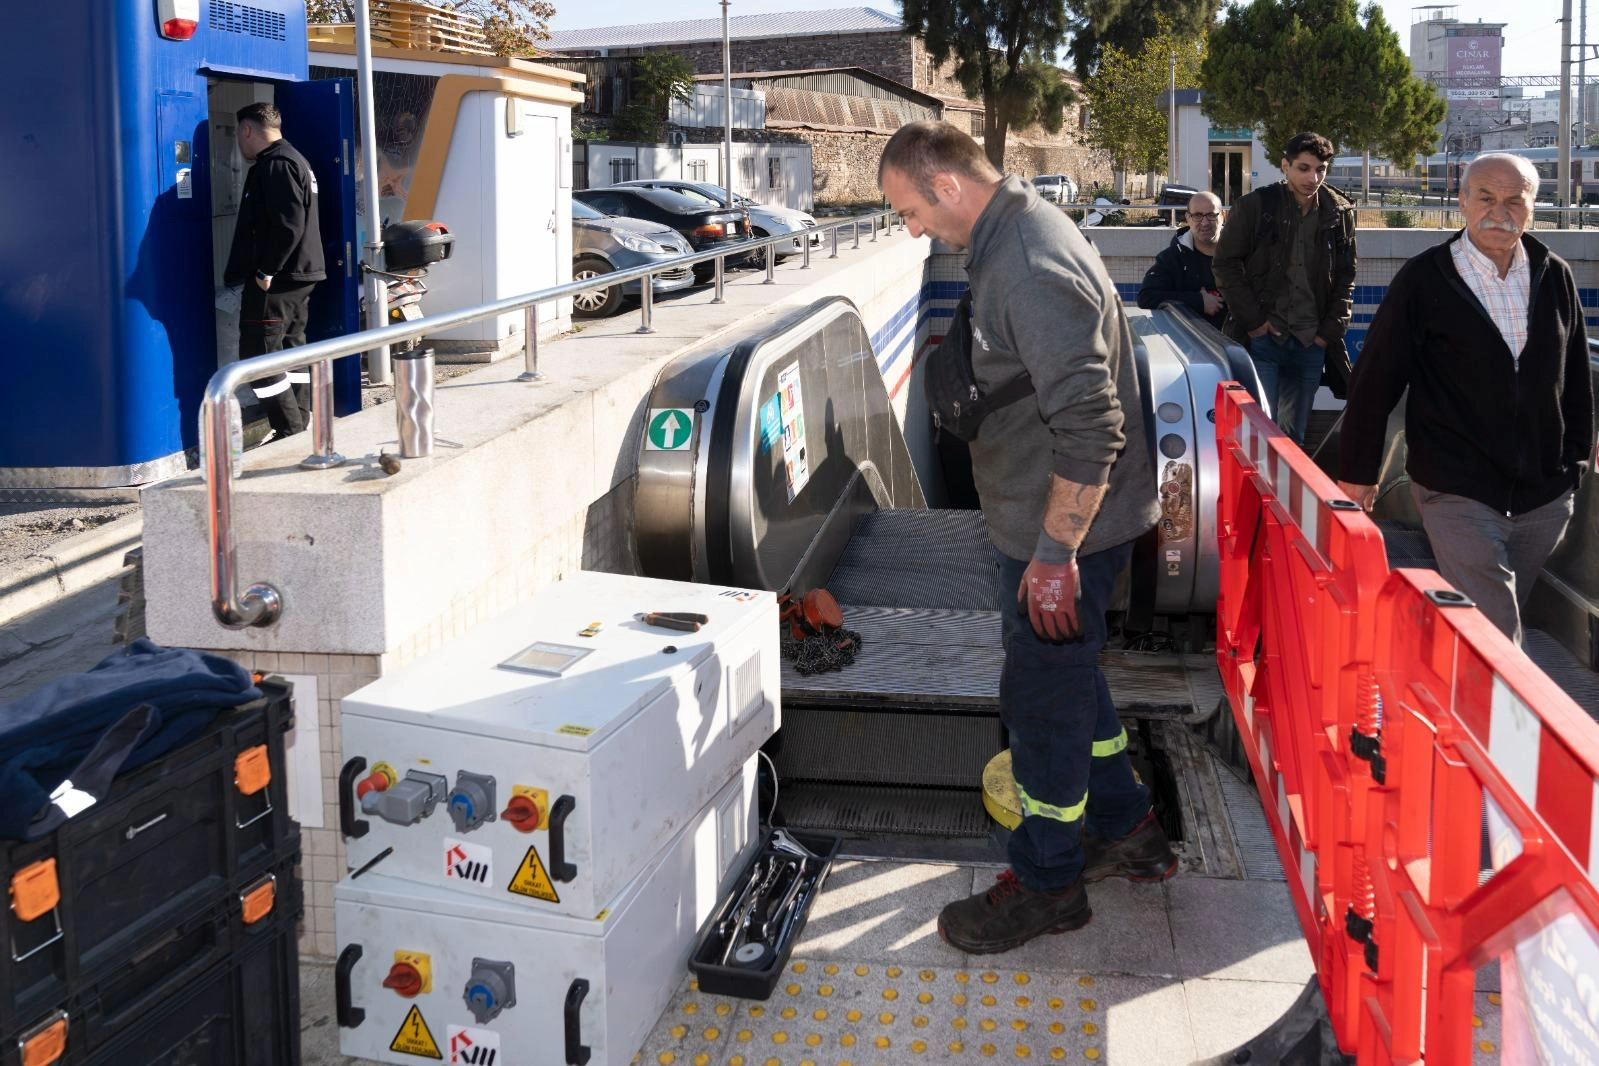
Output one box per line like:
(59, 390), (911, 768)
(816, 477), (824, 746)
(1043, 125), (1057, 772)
(203, 208), (902, 628)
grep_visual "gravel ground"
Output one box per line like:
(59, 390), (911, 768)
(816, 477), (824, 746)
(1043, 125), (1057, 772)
(0, 501), (140, 574)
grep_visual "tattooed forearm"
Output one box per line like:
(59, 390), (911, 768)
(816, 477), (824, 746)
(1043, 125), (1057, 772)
(1041, 476), (1106, 551)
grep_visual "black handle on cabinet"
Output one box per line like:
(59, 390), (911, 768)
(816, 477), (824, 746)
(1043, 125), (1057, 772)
(336, 943), (365, 1028)
(564, 977), (591, 1065)
(548, 794), (577, 883)
(339, 757), (370, 839)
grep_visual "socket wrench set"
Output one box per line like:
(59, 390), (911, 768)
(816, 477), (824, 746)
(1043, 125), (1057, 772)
(688, 828), (840, 999)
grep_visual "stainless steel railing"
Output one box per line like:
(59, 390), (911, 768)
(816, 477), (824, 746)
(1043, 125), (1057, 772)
(203, 209), (902, 628)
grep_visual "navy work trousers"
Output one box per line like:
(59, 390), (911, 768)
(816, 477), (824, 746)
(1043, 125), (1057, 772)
(995, 541), (1150, 891)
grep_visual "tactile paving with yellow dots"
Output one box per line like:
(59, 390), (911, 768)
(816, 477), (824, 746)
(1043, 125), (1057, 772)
(635, 961), (1108, 1064)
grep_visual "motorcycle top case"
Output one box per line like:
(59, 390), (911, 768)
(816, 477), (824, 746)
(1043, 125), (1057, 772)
(381, 221), (454, 271)
(338, 570), (779, 918)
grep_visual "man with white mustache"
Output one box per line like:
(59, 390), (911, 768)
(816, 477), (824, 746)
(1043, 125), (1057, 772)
(1337, 153), (1594, 645)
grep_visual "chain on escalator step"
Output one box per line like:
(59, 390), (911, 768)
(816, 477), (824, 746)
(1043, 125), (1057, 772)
(778, 589), (864, 676)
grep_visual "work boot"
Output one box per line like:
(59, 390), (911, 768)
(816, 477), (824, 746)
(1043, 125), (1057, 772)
(1081, 810), (1178, 883)
(937, 870), (1091, 955)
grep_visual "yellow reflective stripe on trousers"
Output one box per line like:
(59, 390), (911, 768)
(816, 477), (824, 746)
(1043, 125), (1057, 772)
(1014, 781), (1087, 824)
(1092, 729), (1129, 759)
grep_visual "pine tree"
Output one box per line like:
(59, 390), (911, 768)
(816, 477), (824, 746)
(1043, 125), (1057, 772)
(901, 0), (1079, 169)
(1201, 0), (1444, 162)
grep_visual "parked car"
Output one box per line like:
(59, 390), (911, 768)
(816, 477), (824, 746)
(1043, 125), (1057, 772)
(1150, 183), (1202, 225)
(574, 187), (751, 282)
(570, 200), (696, 319)
(1031, 173), (1079, 204)
(615, 180), (819, 258)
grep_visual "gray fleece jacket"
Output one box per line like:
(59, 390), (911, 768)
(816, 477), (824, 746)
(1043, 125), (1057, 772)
(964, 176), (1160, 561)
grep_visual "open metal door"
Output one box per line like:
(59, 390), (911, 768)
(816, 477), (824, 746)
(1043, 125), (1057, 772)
(275, 77), (361, 415)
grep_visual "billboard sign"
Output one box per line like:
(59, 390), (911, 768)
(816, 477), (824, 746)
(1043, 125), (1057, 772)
(1446, 33), (1502, 111)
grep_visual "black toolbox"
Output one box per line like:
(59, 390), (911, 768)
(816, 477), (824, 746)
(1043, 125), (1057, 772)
(687, 829), (839, 999)
(0, 678), (297, 1045)
(4, 843), (303, 1066)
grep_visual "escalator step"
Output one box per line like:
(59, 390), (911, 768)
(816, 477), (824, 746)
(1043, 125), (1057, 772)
(776, 782), (997, 838)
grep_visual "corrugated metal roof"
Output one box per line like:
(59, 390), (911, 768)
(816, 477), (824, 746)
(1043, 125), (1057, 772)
(547, 7), (902, 51)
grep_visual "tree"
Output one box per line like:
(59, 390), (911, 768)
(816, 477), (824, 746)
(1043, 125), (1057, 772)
(306, 0), (554, 57)
(1201, 0), (1445, 164)
(1066, 0), (1219, 80)
(901, 0), (1079, 170)
(610, 53), (696, 142)
(1083, 17), (1204, 177)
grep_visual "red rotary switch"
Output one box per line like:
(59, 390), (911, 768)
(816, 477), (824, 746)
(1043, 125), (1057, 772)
(501, 794), (541, 833)
(355, 766), (395, 799)
(382, 961), (424, 998)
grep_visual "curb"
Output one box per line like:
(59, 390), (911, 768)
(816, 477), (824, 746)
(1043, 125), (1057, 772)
(0, 512), (144, 628)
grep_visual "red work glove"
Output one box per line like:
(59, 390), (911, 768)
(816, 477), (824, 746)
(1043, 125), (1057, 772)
(1018, 554), (1083, 642)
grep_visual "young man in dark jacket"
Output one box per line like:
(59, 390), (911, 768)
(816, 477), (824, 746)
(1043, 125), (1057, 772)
(1338, 153), (1593, 645)
(1212, 132), (1357, 445)
(223, 102), (327, 438)
(878, 122), (1170, 956)
(1137, 191), (1227, 331)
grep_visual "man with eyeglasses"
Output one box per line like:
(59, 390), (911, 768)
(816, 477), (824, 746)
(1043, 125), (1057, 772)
(1137, 192), (1227, 331)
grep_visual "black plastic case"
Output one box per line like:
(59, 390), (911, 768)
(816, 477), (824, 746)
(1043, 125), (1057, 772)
(0, 678), (296, 1038)
(687, 829), (839, 999)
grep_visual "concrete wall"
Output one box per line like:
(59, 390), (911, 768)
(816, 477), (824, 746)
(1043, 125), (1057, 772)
(141, 231), (929, 959)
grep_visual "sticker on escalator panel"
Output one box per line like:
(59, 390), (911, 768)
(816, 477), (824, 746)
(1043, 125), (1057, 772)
(444, 838), (492, 885)
(507, 844), (560, 902)
(759, 393), (782, 452)
(390, 1004), (442, 1059)
(776, 363), (810, 500)
(556, 724), (594, 737)
(645, 407), (694, 451)
(447, 1024), (501, 1064)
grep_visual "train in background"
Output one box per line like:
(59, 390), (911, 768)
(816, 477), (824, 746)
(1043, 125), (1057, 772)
(1330, 144), (1599, 203)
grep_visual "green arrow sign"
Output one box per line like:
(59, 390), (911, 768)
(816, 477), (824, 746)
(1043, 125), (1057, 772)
(645, 408), (693, 451)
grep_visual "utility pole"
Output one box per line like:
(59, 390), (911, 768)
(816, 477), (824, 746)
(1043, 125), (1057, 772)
(721, 0), (734, 211)
(356, 0), (389, 384)
(1561, 0), (1574, 220)
(1168, 53), (1177, 188)
(1582, 0), (1589, 151)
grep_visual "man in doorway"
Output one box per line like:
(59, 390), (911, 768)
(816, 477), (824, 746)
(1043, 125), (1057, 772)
(1137, 191), (1227, 331)
(877, 122), (1172, 956)
(1212, 131), (1357, 445)
(1337, 153), (1593, 645)
(223, 102), (326, 439)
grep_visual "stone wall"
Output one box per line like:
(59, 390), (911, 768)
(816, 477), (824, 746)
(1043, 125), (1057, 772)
(806, 130), (892, 206)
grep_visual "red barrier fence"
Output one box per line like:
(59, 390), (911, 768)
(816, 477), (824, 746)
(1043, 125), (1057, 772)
(1214, 382), (1599, 1063)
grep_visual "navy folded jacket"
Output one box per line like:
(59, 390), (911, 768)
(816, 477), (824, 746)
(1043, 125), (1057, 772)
(0, 639), (260, 840)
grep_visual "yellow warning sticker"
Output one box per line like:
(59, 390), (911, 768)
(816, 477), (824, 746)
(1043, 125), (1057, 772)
(556, 724), (593, 737)
(507, 845), (560, 902)
(390, 1004), (442, 1059)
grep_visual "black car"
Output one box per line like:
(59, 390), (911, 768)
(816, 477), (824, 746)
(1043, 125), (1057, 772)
(573, 187), (752, 281)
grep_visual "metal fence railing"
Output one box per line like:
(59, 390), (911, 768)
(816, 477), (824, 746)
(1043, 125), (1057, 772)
(203, 209), (903, 629)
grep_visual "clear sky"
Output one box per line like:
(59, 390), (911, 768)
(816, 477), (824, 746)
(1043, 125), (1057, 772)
(546, 0), (1574, 79)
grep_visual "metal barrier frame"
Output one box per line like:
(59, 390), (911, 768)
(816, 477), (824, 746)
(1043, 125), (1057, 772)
(202, 210), (901, 628)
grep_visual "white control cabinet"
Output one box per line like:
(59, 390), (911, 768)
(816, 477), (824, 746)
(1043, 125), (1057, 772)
(336, 760), (758, 1066)
(340, 571), (778, 918)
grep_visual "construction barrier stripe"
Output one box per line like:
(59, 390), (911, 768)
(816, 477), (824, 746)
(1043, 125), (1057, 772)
(1014, 781), (1087, 825)
(1091, 730), (1128, 758)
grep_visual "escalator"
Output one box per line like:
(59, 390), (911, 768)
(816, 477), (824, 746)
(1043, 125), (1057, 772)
(634, 295), (1599, 869)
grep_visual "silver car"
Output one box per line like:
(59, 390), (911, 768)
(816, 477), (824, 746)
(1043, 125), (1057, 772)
(615, 180), (819, 258)
(571, 200), (696, 318)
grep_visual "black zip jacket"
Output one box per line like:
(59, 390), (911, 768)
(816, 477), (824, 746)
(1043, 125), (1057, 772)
(223, 139), (326, 287)
(1137, 228), (1224, 331)
(1339, 231), (1594, 516)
